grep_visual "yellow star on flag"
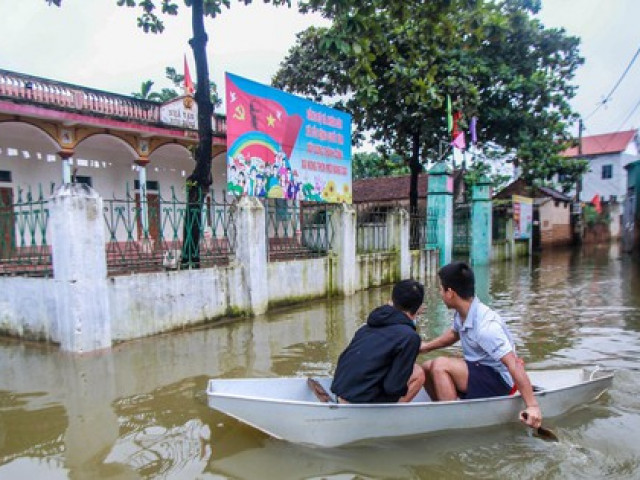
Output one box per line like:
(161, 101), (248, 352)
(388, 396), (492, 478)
(266, 114), (276, 127)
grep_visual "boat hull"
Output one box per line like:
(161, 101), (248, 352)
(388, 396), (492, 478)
(206, 367), (613, 447)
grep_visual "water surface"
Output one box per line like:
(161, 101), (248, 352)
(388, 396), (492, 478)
(1, 244), (639, 479)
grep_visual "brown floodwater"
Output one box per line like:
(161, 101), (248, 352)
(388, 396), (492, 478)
(1, 244), (640, 479)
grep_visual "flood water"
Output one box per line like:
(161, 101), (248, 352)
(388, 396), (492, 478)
(1, 244), (640, 479)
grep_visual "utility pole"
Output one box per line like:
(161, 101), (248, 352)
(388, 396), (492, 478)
(577, 119), (583, 200)
(572, 119), (584, 244)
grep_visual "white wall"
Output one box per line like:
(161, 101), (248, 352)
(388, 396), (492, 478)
(0, 276), (56, 339)
(108, 266), (235, 341)
(267, 258), (328, 305)
(580, 152), (639, 203)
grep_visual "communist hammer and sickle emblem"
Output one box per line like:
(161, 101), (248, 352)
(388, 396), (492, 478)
(233, 105), (246, 121)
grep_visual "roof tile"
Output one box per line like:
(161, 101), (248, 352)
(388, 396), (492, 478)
(563, 129), (636, 157)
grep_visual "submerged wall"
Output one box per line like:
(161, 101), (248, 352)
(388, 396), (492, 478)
(0, 187), (440, 351)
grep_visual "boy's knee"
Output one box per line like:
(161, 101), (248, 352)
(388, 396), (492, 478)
(430, 357), (450, 374)
(412, 364), (426, 384)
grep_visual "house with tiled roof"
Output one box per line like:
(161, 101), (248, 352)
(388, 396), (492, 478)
(494, 178), (573, 248)
(352, 174), (428, 209)
(352, 170), (467, 210)
(562, 129), (639, 205)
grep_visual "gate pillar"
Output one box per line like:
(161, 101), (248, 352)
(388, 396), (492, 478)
(427, 163), (453, 268)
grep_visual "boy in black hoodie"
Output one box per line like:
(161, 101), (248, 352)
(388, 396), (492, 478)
(331, 279), (425, 403)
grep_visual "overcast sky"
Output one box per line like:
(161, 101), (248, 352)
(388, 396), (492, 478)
(1, 0), (639, 140)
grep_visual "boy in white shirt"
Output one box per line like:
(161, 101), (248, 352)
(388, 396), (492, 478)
(420, 261), (542, 429)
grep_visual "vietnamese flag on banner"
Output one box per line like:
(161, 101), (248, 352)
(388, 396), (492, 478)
(226, 74), (302, 161)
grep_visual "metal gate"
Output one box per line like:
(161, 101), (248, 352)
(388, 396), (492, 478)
(622, 191), (636, 252)
(453, 203), (470, 255)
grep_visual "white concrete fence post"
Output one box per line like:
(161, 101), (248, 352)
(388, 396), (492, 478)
(235, 196), (268, 315)
(387, 208), (411, 280)
(50, 184), (112, 353)
(331, 203), (357, 295)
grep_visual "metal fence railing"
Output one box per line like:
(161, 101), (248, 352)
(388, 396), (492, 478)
(264, 199), (335, 261)
(453, 203), (471, 254)
(355, 205), (389, 253)
(492, 203), (509, 242)
(103, 185), (236, 275)
(0, 185), (52, 277)
(1, 184), (450, 277)
(409, 207), (439, 250)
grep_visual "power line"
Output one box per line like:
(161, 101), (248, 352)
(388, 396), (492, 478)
(615, 95), (640, 131)
(584, 44), (640, 121)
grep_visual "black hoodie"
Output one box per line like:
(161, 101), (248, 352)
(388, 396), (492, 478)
(330, 304), (421, 403)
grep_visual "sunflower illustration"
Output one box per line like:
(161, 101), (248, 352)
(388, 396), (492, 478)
(322, 180), (338, 202)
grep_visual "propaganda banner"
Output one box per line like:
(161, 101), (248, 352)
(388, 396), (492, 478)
(512, 195), (533, 239)
(225, 73), (352, 203)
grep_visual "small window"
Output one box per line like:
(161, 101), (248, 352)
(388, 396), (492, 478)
(610, 195), (617, 203)
(75, 175), (92, 187)
(0, 170), (12, 183)
(602, 164), (613, 179)
(134, 180), (159, 191)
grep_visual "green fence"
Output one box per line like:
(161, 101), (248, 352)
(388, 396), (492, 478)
(0, 185), (52, 277)
(453, 203), (471, 254)
(264, 199), (335, 261)
(103, 185), (236, 275)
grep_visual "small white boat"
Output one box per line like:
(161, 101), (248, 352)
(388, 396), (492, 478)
(206, 366), (613, 448)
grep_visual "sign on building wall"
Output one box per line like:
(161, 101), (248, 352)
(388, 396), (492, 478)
(160, 97), (197, 130)
(225, 73), (352, 203)
(512, 195), (533, 239)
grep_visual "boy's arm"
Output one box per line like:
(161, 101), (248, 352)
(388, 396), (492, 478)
(501, 352), (542, 428)
(419, 328), (459, 354)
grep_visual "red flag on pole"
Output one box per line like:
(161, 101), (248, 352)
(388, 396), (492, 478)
(451, 111), (466, 150)
(184, 54), (195, 96)
(591, 194), (602, 214)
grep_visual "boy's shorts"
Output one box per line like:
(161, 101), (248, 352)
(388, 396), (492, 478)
(460, 360), (511, 399)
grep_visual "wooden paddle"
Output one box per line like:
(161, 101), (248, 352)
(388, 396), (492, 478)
(307, 378), (336, 403)
(522, 412), (559, 441)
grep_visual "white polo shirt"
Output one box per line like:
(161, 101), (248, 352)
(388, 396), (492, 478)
(452, 297), (515, 386)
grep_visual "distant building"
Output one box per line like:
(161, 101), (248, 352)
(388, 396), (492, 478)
(352, 174), (428, 211)
(494, 178), (573, 248)
(0, 68), (228, 209)
(352, 170), (467, 211)
(562, 129), (639, 204)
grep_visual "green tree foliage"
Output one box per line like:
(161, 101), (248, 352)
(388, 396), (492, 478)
(276, 0), (587, 211)
(132, 67), (222, 105)
(352, 152), (408, 179)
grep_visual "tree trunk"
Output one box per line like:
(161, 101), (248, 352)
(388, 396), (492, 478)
(409, 131), (421, 247)
(182, 0), (214, 268)
(409, 131), (421, 214)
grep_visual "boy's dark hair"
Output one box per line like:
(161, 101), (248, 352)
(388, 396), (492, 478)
(438, 261), (475, 299)
(392, 279), (425, 314)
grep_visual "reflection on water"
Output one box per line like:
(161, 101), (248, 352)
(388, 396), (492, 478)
(1, 245), (639, 479)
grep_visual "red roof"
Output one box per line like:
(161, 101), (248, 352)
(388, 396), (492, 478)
(563, 129), (636, 157)
(352, 174), (428, 203)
